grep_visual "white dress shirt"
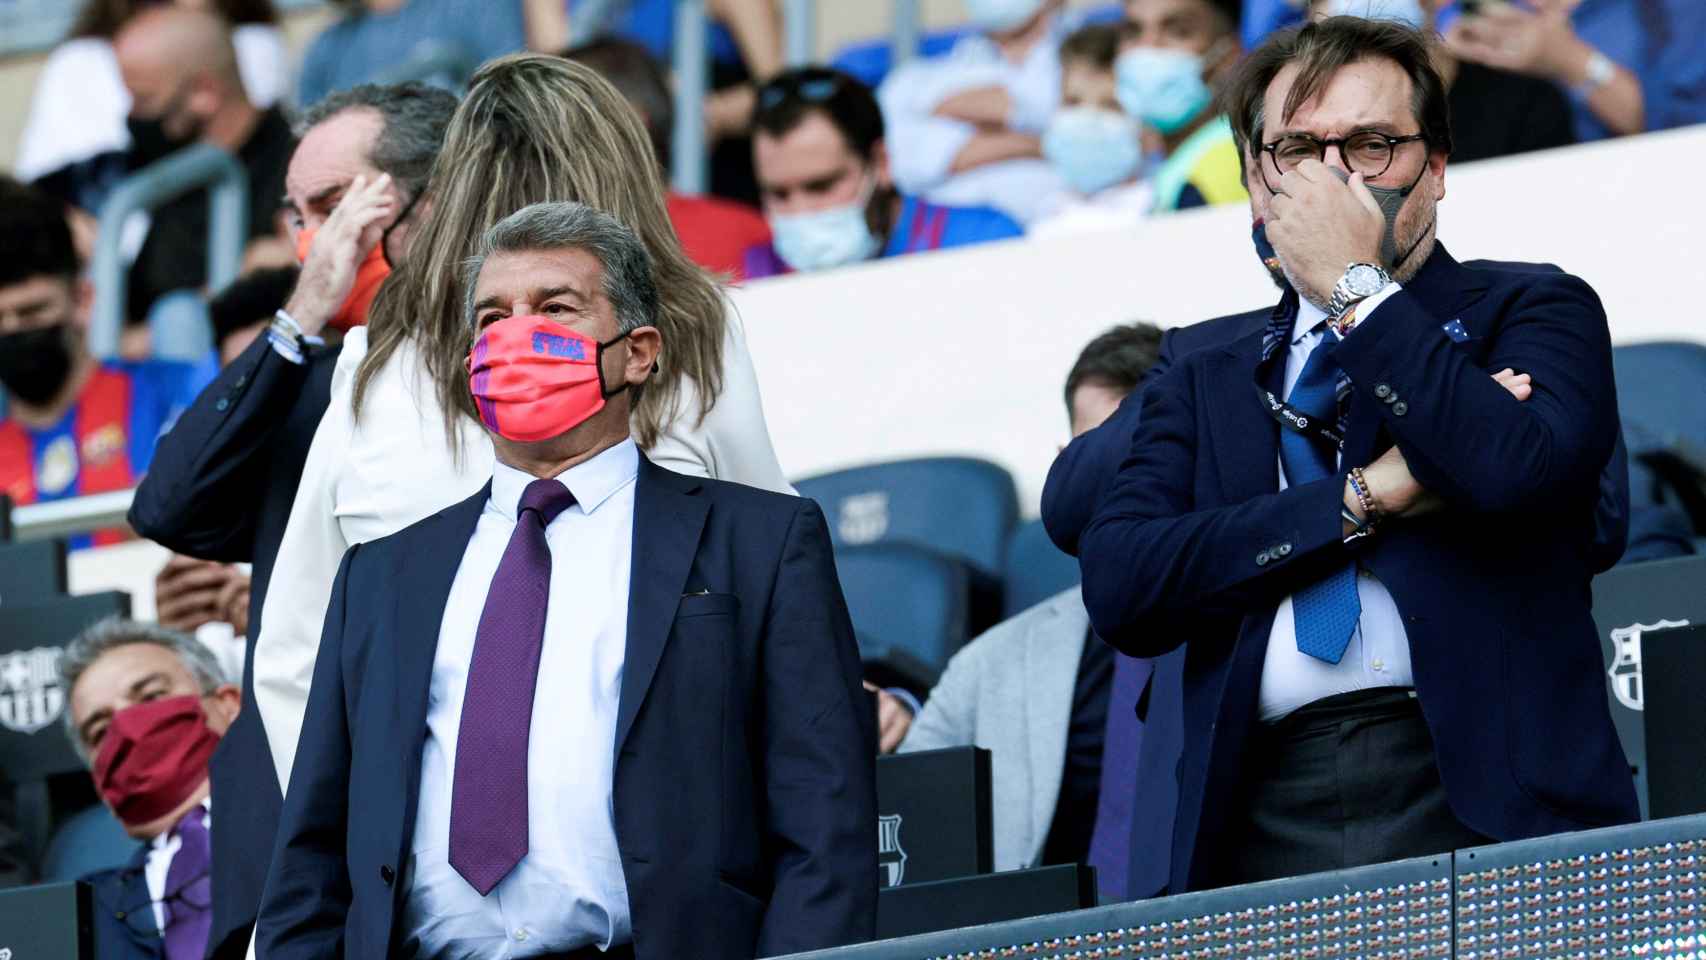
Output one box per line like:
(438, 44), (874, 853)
(400, 442), (638, 957)
(1258, 287), (1413, 722)
(145, 798), (212, 934)
(877, 16), (1071, 225)
(254, 304), (793, 794)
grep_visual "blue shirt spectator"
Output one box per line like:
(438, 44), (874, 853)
(297, 0), (526, 107)
(743, 194), (1022, 279)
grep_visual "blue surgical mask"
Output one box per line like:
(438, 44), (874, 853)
(1325, 0), (1428, 29)
(1115, 47), (1214, 135)
(1042, 106), (1145, 196)
(964, 0), (1046, 33)
(767, 180), (882, 273)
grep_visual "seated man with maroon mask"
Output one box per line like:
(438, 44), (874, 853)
(59, 617), (242, 960)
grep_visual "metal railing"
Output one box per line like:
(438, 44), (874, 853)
(9, 490), (136, 543)
(87, 144), (248, 358)
(669, 0), (926, 194)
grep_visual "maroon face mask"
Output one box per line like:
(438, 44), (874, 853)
(92, 695), (220, 828)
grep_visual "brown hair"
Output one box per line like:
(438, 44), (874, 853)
(1217, 16), (1453, 164)
(1059, 22), (1122, 71)
(354, 53), (727, 452)
(72, 0), (274, 38)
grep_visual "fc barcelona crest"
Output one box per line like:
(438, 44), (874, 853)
(0, 647), (66, 735)
(877, 814), (907, 888)
(1606, 619), (1689, 711)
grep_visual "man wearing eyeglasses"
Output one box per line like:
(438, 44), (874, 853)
(1077, 16), (1638, 892)
(58, 618), (243, 960)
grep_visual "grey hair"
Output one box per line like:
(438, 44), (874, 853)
(461, 201), (660, 337)
(295, 83), (460, 200)
(57, 617), (227, 760)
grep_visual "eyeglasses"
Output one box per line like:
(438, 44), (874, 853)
(99, 866), (212, 939)
(1260, 131), (1427, 186)
(756, 75), (845, 113)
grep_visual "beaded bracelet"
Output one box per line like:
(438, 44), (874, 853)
(1347, 466), (1379, 524)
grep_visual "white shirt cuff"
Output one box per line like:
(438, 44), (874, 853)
(1351, 281), (1404, 328)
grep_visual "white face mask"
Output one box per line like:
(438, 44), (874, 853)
(767, 177), (882, 273)
(964, 0), (1047, 33)
(1325, 0), (1428, 29)
(1042, 106), (1145, 196)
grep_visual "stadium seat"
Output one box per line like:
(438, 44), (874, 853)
(1002, 519), (1081, 618)
(1612, 343), (1706, 534)
(797, 457), (1019, 578)
(39, 803), (135, 882)
(835, 542), (971, 674)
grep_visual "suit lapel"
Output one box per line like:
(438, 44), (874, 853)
(395, 484), (492, 843)
(615, 457), (709, 754)
(1205, 333), (1281, 505)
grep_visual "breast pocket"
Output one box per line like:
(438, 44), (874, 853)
(676, 592), (740, 620)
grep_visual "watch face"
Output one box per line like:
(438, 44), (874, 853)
(1347, 264), (1385, 296)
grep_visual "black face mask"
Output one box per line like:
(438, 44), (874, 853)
(126, 83), (199, 170)
(0, 325), (77, 407)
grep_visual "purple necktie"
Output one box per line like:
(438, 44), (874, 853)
(1086, 651), (1147, 902)
(449, 478), (577, 896)
(162, 806), (210, 960)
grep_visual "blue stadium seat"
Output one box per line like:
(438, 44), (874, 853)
(39, 803), (135, 882)
(835, 543), (971, 673)
(797, 457), (1019, 579)
(1613, 342), (1706, 501)
(1002, 519), (1081, 618)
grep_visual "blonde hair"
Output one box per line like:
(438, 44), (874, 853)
(354, 53), (727, 450)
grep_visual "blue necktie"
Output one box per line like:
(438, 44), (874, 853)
(1280, 327), (1360, 663)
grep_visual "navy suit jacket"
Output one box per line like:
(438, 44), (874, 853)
(1078, 246), (1640, 894)
(256, 455), (878, 960)
(86, 846), (163, 960)
(128, 334), (340, 957)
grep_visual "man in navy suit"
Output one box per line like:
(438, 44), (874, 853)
(256, 201), (876, 960)
(1077, 17), (1638, 893)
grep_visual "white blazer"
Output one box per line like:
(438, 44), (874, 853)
(253, 305), (794, 792)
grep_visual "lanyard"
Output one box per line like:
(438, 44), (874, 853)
(1252, 300), (1346, 450)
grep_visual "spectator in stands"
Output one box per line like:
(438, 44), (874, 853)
(208, 266), (298, 366)
(745, 67), (1024, 279)
(877, 0), (1073, 224)
(1078, 17), (1639, 893)
(1117, 0), (1249, 213)
(562, 38), (773, 279)
(1306, 3), (1575, 164)
(251, 54), (795, 806)
(15, 0), (284, 210)
(899, 324), (1169, 902)
(256, 200), (874, 959)
(1442, 0), (1706, 144)
(126, 81), (457, 960)
(1032, 23), (1156, 236)
(114, 6), (296, 352)
(0, 178), (201, 550)
(296, 0), (566, 107)
(59, 618), (241, 960)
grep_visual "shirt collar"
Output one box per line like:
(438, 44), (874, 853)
(489, 438), (639, 523)
(150, 797), (211, 851)
(1292, 296), (1331, 345)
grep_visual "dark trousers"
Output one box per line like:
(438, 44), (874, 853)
(1213, 687), (1488, 887)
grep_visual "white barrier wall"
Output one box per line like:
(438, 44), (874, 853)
(732, 125), (1706, 513)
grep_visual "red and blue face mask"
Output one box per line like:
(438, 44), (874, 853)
(466, 315), (631, 443)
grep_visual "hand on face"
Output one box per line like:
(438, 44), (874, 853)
(287, 172), (398, 336)
(1263, 159), (1386, 305)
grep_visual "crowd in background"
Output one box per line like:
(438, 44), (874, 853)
(2, 0), (1705, 957)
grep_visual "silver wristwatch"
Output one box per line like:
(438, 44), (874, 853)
(1327, 262), (1391, 329)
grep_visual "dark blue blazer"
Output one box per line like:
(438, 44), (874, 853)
(1079, 246), (1640, 894)
(86, 847), (163, 960)
(255, 456), (878, 960)
(128, 334), (340, 958)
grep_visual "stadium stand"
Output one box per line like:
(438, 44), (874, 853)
(835, 541), (972, 676)
(1000, 518), (1078, 618)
